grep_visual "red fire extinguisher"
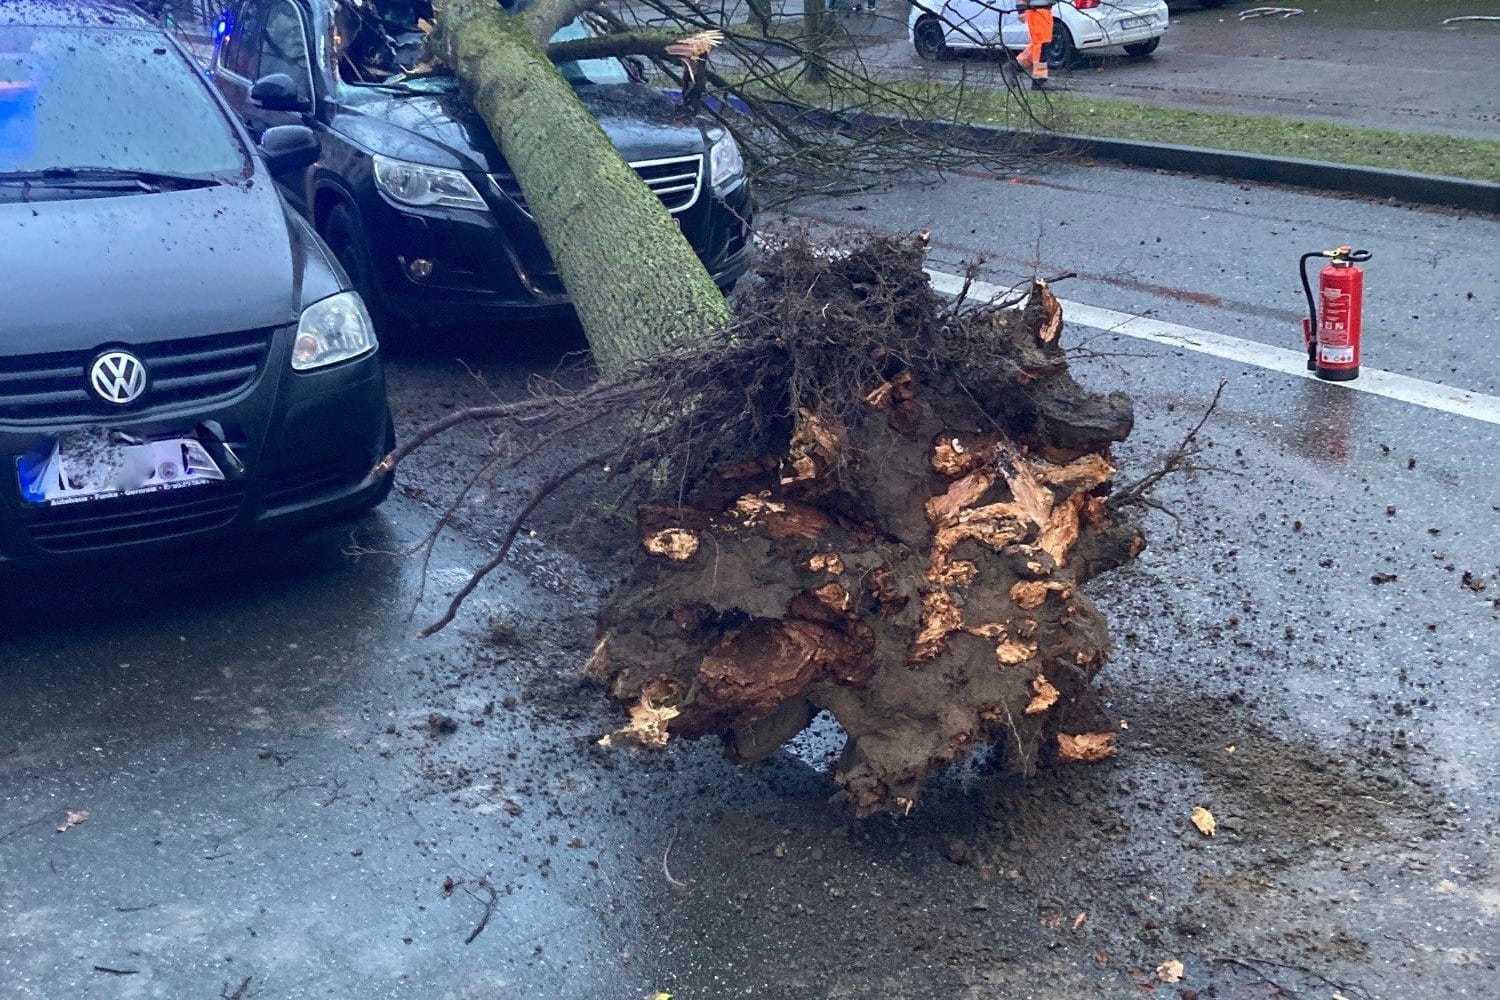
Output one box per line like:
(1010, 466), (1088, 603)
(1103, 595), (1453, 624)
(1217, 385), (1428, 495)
(1300, 245), (1372, 381)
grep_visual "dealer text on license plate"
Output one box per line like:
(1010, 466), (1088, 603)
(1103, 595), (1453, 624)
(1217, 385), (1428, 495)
(18, 433), (225, 506)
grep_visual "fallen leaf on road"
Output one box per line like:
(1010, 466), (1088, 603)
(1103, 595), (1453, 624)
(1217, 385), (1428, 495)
(1191, 807), (1217, 838)
(1072, 911), (1087, 931)
(1157, 959), (1185, 983)
(1436, 879), (1457, 894)
(1025, 675), (1060, 715)
(1057, 731), (1117, 762)
(56, 810), (88, 833)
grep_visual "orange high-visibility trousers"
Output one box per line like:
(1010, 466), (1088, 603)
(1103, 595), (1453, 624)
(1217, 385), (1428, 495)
(1019, 6), (1054, 81)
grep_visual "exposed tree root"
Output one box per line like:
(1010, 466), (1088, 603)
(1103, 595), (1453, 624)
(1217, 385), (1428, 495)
(387, 227), (1153, 816)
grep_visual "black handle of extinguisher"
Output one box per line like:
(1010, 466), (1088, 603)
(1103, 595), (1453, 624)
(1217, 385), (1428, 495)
(1348, 249), (1372, 263)
(1299, 251), (1323, 369)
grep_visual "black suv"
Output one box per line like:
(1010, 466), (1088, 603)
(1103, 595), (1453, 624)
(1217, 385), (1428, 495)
(0, 0), (391, 563)
(208, 0), (754, 331)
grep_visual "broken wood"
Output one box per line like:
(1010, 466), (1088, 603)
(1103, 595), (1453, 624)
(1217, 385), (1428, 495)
(587, 232), (1145, 817)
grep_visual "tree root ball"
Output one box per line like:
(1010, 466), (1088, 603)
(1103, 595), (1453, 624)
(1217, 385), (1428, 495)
(588, 230), (1144, 817)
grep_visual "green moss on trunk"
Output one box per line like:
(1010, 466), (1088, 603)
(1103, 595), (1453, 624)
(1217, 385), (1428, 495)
(436, 0), (732, 372)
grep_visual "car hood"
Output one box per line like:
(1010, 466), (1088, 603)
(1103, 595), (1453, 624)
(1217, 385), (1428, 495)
(0, 180), (329, 353)
(334, 82), (710, 173)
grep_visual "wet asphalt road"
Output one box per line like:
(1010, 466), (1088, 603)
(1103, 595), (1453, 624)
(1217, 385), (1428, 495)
(2, 164), (1497, 999)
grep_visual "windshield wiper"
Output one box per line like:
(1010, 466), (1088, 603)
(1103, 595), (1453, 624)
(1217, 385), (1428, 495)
(0, 167), (220, 192)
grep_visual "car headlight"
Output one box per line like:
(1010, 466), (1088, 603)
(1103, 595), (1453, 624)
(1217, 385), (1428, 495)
(372, 154), (487, 210)
(293, 291), (378, 371)
(709, 133), (745, 191)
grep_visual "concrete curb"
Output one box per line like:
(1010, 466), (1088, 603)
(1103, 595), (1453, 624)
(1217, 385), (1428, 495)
(775, 104), (1500, 214)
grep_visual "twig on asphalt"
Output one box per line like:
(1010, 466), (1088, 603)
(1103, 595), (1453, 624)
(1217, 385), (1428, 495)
(1211, 956), (1299, 996)
(319, 777), (349, 808)
(221, 976), (255, 1000)
(662, 827), (690, 893)
(1212, 954), (1370, 1000)
(0, 813), (54, 844)
(1110, 378), (1229, 521)
(419, 450), (615, 637)
(464, 877), (499, 945)
(92, 966), (140, 976)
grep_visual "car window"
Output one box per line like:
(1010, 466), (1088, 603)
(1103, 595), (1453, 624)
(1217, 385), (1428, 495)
(259, 1), (313, 97)
(0, 25), (250, 180)
(219, 1), (265, 80)
(551, 19), (629, 88)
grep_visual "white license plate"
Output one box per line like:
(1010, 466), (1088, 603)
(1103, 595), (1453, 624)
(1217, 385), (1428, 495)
(18, 430), (224, 506)
(1119, 15), (1152, 29)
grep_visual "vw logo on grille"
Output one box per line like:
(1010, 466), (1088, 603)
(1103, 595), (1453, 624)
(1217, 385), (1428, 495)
(90, 350), (148, 405)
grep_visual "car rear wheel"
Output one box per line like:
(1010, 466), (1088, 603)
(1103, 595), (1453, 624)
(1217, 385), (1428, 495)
(322, 203), (397, 345)
(1044, 23), (1077, 69)
(913, 16), (951, 61)
(1124, 37), (1160, 57)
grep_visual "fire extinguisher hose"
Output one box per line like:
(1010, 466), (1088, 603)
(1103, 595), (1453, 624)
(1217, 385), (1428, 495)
(1299, 251), (1324, 366)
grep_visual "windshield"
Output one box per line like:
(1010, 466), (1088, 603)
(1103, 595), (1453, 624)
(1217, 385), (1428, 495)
(337, 9), (627, 91)
(0, 25), (249, 179)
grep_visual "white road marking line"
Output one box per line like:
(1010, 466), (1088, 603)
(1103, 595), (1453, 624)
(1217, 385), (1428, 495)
(924, 269), (1500, 427)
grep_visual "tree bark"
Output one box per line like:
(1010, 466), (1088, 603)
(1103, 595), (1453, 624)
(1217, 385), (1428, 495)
(545, 29), (686, 63)
(802, 0), (828, 85)
(433, 0), (731, 372)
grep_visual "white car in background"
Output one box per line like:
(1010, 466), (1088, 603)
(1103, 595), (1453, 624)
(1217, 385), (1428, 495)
(909, 0), (1170, 66)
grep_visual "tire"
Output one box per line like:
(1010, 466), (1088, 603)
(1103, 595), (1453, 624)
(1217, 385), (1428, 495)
(1044, 23), (1077, 69)
(321, 202), (397, 345)
(912, 15), (951, 61)
(1124, 37), (1160, 57)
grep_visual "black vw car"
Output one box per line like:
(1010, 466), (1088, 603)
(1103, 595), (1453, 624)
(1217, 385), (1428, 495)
(0, 1), (391, 563)
(208, 0), (754, 331)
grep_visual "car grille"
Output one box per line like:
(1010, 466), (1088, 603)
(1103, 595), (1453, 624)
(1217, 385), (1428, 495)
(0, 328), (273, 424)
(24, 483), (246, 553)
(492, 154), (704, 216)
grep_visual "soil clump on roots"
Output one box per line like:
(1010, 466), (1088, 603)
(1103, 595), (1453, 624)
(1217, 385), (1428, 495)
(394, 228), (1146, 817)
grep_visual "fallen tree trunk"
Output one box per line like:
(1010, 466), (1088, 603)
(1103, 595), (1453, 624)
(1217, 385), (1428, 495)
(432, 0), (731, 371)
(584, 233), (1144, 817)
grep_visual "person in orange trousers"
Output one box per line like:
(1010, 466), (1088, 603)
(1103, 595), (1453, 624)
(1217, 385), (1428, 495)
(1014, 0), (1056, 90)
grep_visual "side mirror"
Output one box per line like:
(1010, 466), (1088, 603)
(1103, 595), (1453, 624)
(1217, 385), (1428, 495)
(250, 73), (310, 112)
(260, 125), (320, 175)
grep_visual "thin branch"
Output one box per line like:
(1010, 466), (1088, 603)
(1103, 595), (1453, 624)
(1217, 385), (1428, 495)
(547, 28), (685, 62)
(662, 827), (690, 892)
(419, 449), (614, 637)
(463, 877), (499, 944)
(1110, 379), (1227, 512)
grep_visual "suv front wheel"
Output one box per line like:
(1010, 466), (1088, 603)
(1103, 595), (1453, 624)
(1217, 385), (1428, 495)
(322, 202), (396, 343)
